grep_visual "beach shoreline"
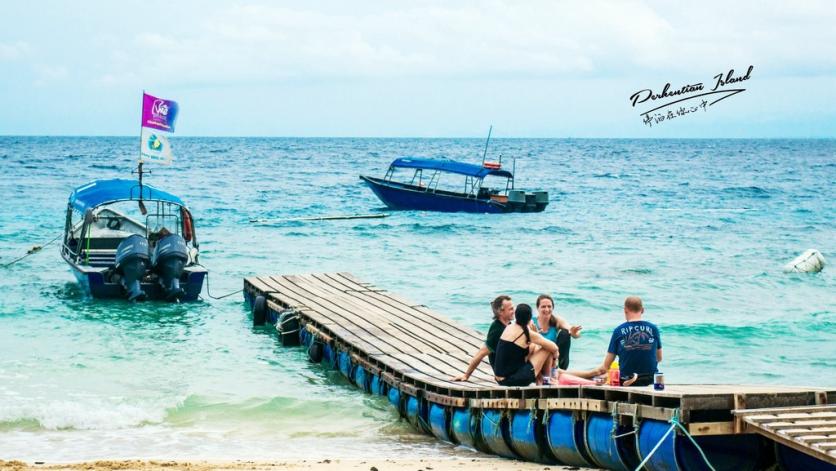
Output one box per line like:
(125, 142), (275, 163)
(0, 459), (593, 471)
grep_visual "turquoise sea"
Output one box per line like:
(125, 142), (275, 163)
(0, 137), (834, 461)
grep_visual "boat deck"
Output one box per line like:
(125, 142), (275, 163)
(243, 272), (836, 468)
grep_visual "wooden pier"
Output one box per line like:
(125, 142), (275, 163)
(244, 273), (836, 470)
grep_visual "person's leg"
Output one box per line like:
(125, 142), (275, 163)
(561, 367), (601, 379)
(542, 354), (554, 383)
(528, 348), (553, 377)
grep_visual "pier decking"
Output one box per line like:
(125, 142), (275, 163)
(244, 273), (836, 470)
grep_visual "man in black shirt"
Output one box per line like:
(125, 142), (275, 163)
(452, 295), (515, 381)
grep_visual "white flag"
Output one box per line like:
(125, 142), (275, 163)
(140, 127), (174, 165)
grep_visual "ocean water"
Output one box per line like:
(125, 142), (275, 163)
(0, 137), (833, 461)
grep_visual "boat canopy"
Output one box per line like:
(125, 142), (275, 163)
(390, 157), (513, 179)
(68, 178), (185, 213)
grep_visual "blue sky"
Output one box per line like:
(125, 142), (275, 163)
(1, 1), (835, 137)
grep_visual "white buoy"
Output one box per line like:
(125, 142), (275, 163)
(783, 249), (826, 273)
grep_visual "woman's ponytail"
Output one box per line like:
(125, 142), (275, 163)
(515, 304), (533, 344)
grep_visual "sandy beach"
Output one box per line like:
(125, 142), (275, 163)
(0, 459), (593, 471)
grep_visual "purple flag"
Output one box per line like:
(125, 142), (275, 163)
(141, 92), (179, 132)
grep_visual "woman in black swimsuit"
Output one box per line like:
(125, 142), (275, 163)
(493, 304), (559, 387)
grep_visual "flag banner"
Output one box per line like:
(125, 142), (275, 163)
(141, 92), (179, 132)
(140, 127), (174, 165)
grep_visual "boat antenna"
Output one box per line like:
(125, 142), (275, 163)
(512, 156), (516, 189)
(481, 125), (493, 165)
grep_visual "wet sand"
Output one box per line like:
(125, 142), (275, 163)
(0, 459), (596, 471)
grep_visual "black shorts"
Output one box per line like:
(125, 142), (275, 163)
(497, 362), (536, 387)
(622, 374), (654, 387)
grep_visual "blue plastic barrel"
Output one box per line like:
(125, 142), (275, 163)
(638, 419), (763, 471)
(322, 343), (334, 367)
(353, 366), (369, 392)
(546, 411), (595, 468)
(480, 409), (519, 459)
(338, 351), (353, 381)
(387, 387), (402, 415)
(451, 408), (479, 449)
(509, 410), (555, 463)
(776, 443), (835, 471)
(404, 397), (431, 434)
(370, 375), (385, 395)
(637, 420), (678, 471)
(429, 404), (452, 442)
(585, 413), (634, 471)
(405, 395), (421, 430)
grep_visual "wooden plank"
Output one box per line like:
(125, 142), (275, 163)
(539, 398), (609, 413)
(762, 420), (834, 430)
(319, 273), (485, 348)
(336, 272), (486, 342)
(688, 421), (736, 436)
(736, 404), (836, 417)
(425, 390), (467, 408)
(266, 296), (385, 355)
(268, 275), (422, 355)
(781, 427), (836, 436)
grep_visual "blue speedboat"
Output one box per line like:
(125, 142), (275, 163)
(61, 179), (206, 302)
(360, 157), (548, 213)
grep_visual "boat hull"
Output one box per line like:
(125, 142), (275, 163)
(66, 256), (206, 301)
(360, 176), (546, 213)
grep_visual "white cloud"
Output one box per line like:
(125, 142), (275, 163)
(0, 41), (30, 60)
(33, 64), (68, 86)
(89, 0), (836, 87)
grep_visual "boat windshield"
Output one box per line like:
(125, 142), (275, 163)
(69, 200), (184, 241)
(480, 174), (513, 195)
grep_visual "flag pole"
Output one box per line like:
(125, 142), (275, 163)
(137, 90), (147, 214)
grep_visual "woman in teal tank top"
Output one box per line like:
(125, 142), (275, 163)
(533, 294), (582, 370)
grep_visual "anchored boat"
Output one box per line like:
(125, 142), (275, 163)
(61, 178), (206, 301)
(360, 157), (549, 213)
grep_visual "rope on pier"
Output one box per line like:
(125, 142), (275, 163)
(610, 404), (638, 439)
(633, 409), (716, 471)
(277, 310), (301, 335)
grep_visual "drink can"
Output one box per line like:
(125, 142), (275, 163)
(654, 373), (665, 390)
(542, 376), (551, 385)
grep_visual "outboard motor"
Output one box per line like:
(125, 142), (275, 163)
(152, 233), (189, 301)
(115, 234), (150, 302)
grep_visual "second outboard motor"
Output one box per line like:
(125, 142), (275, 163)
(152, 233), (189, 301)
(115, 234), (150, 302)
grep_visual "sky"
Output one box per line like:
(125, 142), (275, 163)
(1, 0), (835, 137)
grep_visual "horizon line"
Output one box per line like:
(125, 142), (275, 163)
(2, 134), (835, 140)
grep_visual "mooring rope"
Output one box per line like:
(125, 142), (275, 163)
(633, 409), (716, 471)
(480, 408), (502, 428)
(2, 233), (63, 268)
(201, 271), (244, 299)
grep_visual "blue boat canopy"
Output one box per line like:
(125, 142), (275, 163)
(390, 157), (514, 179)
(68, 179), (186, 213)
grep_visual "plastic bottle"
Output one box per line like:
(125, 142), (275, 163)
(608, 360), (620, 387)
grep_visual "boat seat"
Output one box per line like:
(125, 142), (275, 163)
(81, 249), (117, 267)
(507, 190), (526, 204)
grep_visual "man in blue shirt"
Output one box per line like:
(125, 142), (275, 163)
(598, 296), (662, 387)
